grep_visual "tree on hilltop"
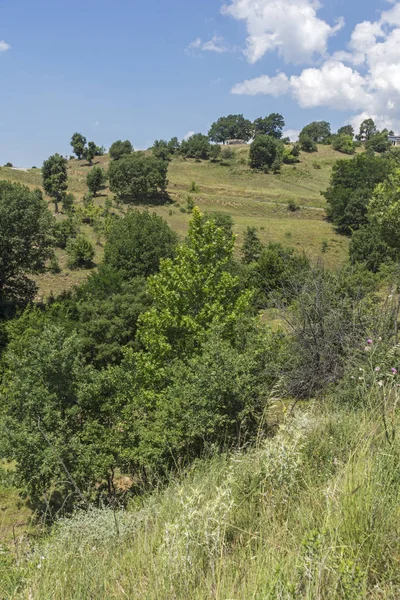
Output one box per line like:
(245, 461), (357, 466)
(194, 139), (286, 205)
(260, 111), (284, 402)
(70, 133), (87, 160)
(42, 153), (68, 214)
(208, 114), (253, 144)
(253, 113), (285, 139)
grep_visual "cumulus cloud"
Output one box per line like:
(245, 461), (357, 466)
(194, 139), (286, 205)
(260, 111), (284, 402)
(188, 35), (228, 53)
(221, 0), (343, 64)
(229, 1), (400, 132)
(0, 40), (11, 52)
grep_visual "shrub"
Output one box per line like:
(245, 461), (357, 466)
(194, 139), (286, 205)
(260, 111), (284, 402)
(180, 134), (211, 160)
(249, 135), (283, 172)
(210, 144), (221, 162)
(87, 166), (107, 196)
(287, 200), (300, 212)
(109, 154), (168, 203)
(189, 181), (199, 192)
(332, 134), (355, 154)
(66, 235), (95, 269)
(4, 162), (13, 167)
(103, 209), (178, 278)
(221, 147), (234, 160)
(109, 139), (133, 160)
(53, 218), (79, 249)
(299, 134), (317, 152)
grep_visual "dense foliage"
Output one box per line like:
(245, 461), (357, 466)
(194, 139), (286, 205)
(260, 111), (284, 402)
(249, 135), (283, 172)
(0, 182), (53, 315)
(109, 153), (168, 202)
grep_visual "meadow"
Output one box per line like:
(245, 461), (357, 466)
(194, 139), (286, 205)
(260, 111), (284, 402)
(0, 143), (351, 300)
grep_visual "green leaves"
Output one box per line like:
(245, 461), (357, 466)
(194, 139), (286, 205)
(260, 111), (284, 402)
(136, 208), (252, 370)
(42, 153), (68, 213)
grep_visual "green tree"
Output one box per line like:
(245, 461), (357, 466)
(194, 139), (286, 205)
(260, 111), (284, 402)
(180, 133), (211, 159)
(253, 113), (285, 139)
(0, 182), (53, 313)
(84, 141), (97, 165)
(208, 114), (253, 144)
(104, 210), (178, 278)
(300, 121), (331, 145)
(109, 154), (168, 202)
(337, 125), (354, 138)
(368, 169), (400, 249)
(299, 134), (317, 153)
(356, 118), (377, 141)
(249, 135), (283, 172)
(349, 223), (397, 272)
(331, 134), (355, 154)
(167, 137), (180, 154)
(66, 234), (95, 269)
(323, 153), (395, 234)
(109, 140), (133, 160)
(210, 144), (221, 162)
(136, 207), (252, 373)
(365, 131), (391, 153)
(86, 166), (107, 196)
(42, 153), (68, 213)
(70, 132), (87, 160)
(241, 226), (263, 263)
(152, 139), (171, 161)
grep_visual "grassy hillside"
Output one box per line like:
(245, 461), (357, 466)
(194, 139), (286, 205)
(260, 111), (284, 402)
(4, 396), (400, 599)
(0, 144), (352, 299)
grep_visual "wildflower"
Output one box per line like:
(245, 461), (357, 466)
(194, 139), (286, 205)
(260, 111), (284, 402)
(391, 368), (398, 375)
(378, 381), (384, 387)
(375, 367), (381, 372)
(350, 376), (355, 380)
(358, 377), (364, 381)
(359, 368), (364, 372)
(367, 339), (373, 345)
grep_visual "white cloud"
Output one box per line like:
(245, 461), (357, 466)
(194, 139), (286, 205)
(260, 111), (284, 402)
(188, 35), (228, 53)
(283, 129), (300, 141)
(229, 1), (400, 133)
(0, 40), (11, 52)
(221, 0), (343, 64)
(232, 72), (290, 95)
(183, 131), (195, 141)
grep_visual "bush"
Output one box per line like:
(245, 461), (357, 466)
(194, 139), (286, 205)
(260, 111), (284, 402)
(109, 154), (168, 203)
(323, 152), (396, 234)
(210, 144), (221, 162)
(350, 223), (397, 272)
(103, 209), (178, 278)
(87, 166), (107, 196)
(109, 139), (133, 160)
(365, 131), (391, 153)
(282, 147), (300, 164)
(287, 201), (300, 212)
(249, 135), (283, 172)
(299, 134), (317, 152)
(221, 147), (234, 160)
(331, 134), (355, 154)
(4, 162), (13, 167)
(53, 218), (79, 249)
(66, 235), (95, 269)
(180, 134), (211, 160)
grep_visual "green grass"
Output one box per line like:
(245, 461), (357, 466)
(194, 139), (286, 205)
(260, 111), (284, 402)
(0, 144), (353, 299)
(5, 394), (400, 599)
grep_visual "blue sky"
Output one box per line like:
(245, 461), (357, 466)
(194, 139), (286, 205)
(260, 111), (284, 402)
(1, 0), (398, 165)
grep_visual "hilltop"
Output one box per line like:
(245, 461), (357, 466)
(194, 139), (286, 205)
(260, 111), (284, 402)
(0, 144), (352, 299)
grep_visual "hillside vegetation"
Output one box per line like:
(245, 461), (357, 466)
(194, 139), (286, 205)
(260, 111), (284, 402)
(3, 115), (400, 599)
(0, 144), (351, 299)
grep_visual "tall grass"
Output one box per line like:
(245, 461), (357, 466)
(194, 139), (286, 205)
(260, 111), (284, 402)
(5, 391), (400, 599)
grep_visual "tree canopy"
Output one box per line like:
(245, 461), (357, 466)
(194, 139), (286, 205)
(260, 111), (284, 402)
(0, 182), (53, 313)
(249, 135), (283, 172)
(180, 133), (211, 160)
(109, 140), (133, 160)
(253, 113), (285, 139)
(70, 132), (87, 160)
(299, 121), (331, 145)
(109, 153), (168, 202)
(42, 153), (68, 213)
(208, 114), (253, 144)
(103, 209), (178, 279)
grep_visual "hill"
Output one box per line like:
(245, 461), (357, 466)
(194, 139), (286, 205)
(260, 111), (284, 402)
(0, 144), (352, 299)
